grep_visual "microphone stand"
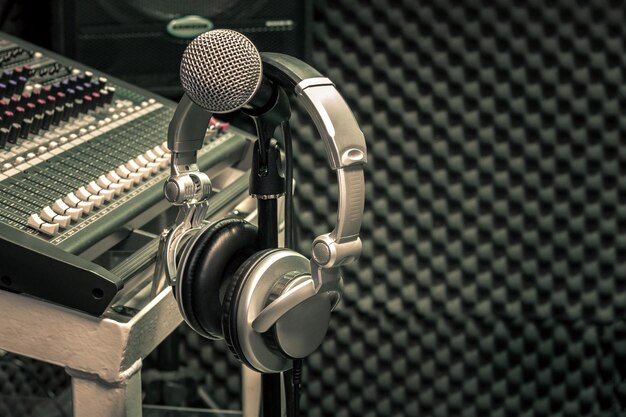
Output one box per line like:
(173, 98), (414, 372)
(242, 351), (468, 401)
(245, 86), (291, 417)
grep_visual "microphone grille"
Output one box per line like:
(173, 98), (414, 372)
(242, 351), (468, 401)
(180, 29), (263, 113)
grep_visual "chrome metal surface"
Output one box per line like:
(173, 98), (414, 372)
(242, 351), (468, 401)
(237, 250), (310, 373)
(273, 275), (331, 359)
(251, 275), (316, 333)
(180, 30), (263, 113)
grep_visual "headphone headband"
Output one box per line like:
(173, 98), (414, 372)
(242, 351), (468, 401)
(163, 52), (366, 295)
(261, 53), (366, 289)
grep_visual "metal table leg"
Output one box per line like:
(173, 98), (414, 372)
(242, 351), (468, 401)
(70, 366), (142, 417)
(0, 286), (182, 416)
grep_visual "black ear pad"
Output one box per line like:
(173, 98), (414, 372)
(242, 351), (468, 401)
(221, 249), (281, 370)
(179, 217), (259, 339)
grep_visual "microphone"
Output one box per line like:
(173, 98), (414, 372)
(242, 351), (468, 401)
(178, 29), (290, 200)
(180, 29), (276, 114)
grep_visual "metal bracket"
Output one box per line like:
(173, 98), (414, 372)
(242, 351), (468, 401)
(156, 201), (208, 289)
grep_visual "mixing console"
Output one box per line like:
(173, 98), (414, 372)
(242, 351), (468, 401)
(0, 33), (253, 315)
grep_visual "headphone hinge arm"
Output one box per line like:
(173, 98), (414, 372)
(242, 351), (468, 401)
(250, 278), (317, 333)
(311, 233), (362, 269)
(159, 201), (209, 288)
(310, 262), (343, 299)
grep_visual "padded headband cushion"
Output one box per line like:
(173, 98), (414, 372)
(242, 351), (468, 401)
(179, 217), (259, 339)
(261, 52), (323, 92)
(221, 248), (282, 370)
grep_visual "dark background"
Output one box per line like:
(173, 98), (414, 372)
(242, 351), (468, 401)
(1, 0), (626, 416)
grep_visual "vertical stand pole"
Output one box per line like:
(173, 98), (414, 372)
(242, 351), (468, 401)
(246, 83), (291, 417)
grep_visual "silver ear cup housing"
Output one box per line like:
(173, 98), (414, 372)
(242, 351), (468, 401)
(226, 249), (332, 373)
(267, 273), (331, 359)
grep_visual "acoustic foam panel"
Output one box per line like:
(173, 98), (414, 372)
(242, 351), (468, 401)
(181, 0), (626, 415)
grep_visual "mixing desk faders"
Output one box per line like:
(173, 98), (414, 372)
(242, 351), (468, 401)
(0, 33), (253, 316)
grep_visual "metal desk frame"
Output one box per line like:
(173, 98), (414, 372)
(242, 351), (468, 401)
(0, 286), (182, 417)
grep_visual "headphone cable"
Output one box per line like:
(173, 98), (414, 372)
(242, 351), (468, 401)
(282, 120), (294, 249)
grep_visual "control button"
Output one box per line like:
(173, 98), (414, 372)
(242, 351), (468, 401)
(83, 95), (94, 111)
(116, 164), (142, 184)
(98, 88), (109, 105)
(135, 155), (149, 167)
(107, 181), (124, 194)
(2, 162), (12, 171)
(37, 146), (47, 154)
(14, 105), (24, 121)
(106, 170), (133, 190)
(137, 166), (153, 177)
(16, 76), (27, 94)
(40, 206), (71, 228)
(99, 188), (115, 200)
(146, 161), (160, 173)
(106, 170), (122, 183)
(144, 150), (158, 162)
(86, 181), (114, 201)
(52, 199), (82, 221)
(15, 156), (25, 164)
(0, 127), (9, 148)
(28, 214), (59, 236)
(64, 192), (94, 213)
(152, 145), (165, 157)
(19, 122), (30, 140)
(48, 141), (58, 149)
(95, 175), (112, 189)
(23, 101), (35, 117)
(6, 79), (17, 96)
(126, 159), (141, 171)
(7, 123), (19, 144)
(41, 110), (53, 130)
(26, 152), (36, 160)
(96, 175), (123, 195)
(91, 91), (102, 106)
(76, 186), (105, 207)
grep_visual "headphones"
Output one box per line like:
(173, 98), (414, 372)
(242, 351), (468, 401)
(158, 32), (366, 374)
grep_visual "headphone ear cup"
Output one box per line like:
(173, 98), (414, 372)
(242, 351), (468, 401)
(178, 217), (258, 339)
(221, 249), (278, 370)
(221, 248), (325, 373)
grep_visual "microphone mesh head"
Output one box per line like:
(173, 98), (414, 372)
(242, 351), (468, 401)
(180, 29), (263, 113)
